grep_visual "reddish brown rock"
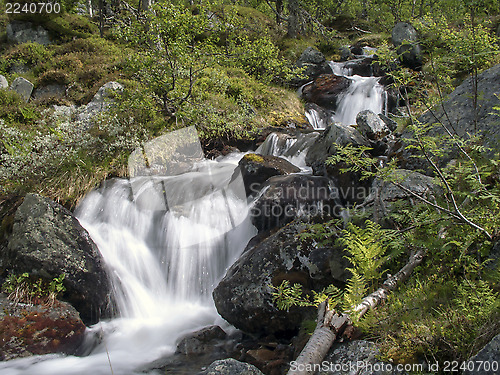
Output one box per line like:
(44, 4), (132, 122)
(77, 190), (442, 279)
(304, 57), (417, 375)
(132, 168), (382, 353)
(0, 295), (86, 361)
(301, 74), (351, 110)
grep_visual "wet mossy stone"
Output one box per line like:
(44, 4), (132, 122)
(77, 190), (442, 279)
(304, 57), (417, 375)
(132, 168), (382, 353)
(6, 194), (112, 324)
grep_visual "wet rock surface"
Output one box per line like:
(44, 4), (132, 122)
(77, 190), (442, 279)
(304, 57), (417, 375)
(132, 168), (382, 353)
(236, 154), (301, 196)
(251, 174), (340, 231)
(213, 218), (349, 336)
(176, 325), (227, 356)
(301, 74), (351, 110)
(5, 194), (112, 324)
(0, 294), (86, 361)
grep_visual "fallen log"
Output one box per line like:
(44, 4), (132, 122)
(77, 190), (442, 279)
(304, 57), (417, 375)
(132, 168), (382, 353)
(287, 248), (426, 375)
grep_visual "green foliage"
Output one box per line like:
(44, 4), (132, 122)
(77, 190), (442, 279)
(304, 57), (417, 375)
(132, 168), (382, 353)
(273, 220), (403, 321)
(0, 90), (42, 128)
(4, 43), (53, 71)
(295, 218), (340, 249)
(2, 272), (66, 306)
(415, 15), (499, 90)
(340, 220), (402, 282)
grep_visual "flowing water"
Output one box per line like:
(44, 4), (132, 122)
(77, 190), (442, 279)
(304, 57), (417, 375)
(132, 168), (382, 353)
(0, 57), (386, 375)
(305, 60), (387, 129)
(0, 149), (256, 375)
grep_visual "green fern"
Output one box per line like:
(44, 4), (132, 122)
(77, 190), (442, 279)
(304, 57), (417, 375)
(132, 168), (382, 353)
(272, 220), (403, 327)
(342, 270), (368, 313)
(340, 220), (393, 282)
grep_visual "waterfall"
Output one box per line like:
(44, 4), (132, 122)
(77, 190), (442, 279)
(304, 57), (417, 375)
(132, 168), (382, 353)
(0, 135), (257, 375)
(304, 60), (387, 129)
(255, 132), (318, 170)
(330, 61), (387, 126)
(332, 75), (386, 125)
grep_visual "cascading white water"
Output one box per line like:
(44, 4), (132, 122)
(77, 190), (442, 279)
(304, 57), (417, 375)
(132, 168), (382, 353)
(330, 60), (387, 126)
(0, 152), (256, 375)
(304, 60), (387, 129)
(304, 108), (330, 130)
(332, 75), (386, 125)
(255, 132), (318, 170)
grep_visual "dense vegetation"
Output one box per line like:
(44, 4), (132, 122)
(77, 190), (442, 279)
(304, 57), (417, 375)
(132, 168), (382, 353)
(1, 0), (500, 370)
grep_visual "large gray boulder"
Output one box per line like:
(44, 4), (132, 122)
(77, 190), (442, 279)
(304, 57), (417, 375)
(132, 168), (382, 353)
(362, 170), (438, 226)
(306, 123), (369, 170)
(201, 358), (264, 375)
(291, 47), (332, 87)
(391, 22), (422, 70)
(213, 218), (350, 335)
(5, 194), (112, 324)
(356, 110), (390, 141)
(0, 75), (8, 89)
(400, 64), (500, 172)
(251, 174), (341, 231)
(10, 77), (34, 102)
(418, 63), (500, 155)
(464, 334), (500, 375)
(6, 21), (51, 45)
(77, 81), (123, 127)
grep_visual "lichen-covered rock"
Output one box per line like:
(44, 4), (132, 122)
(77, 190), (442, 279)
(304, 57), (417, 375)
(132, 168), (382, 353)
(356, 110), (390, 141)
(236, 154), (301, 196)
(6, 194), (112, 324)
(10, 77), (34, 102)
(409, 63), (500, 161)
(6, 21), (51, 45)
(0, 75), (8, 90)
(213, 218), (350, 335)
(76, 81), (123, 128)
(0, 294), (86, 361)
(362, 170), (438, 226)
(464, 334), (500, 375)
(201, 358), (265, 375)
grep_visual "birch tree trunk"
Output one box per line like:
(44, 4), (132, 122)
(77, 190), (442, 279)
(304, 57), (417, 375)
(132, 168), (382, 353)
(287, 0), (300, 38)
(87, 0), (93, 18)
(287, 248), (426, 375)
(141, 0), (152, 12)
(288, 305), (349, 375)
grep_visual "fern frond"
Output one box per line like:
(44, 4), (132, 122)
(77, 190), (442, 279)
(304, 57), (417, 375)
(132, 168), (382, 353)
(343, 270), (368, 313)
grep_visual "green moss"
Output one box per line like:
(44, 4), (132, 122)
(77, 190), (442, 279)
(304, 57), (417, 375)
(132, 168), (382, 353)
(277, 37), (319, 62)
(352, 32), (391, 48)
(225, 5), (277, 40)
(244, 153), (265, 163)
